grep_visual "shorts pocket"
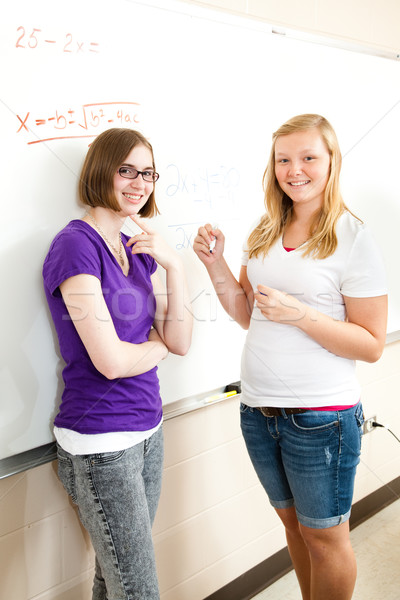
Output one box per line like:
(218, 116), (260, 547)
(354, 402), (365, 437)
(239, 402), (253, 414)
(290, 411), (339, 433)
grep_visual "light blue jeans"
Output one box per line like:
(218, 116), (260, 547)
(57, 427), (163, 600)
(240, 403), (364, 529)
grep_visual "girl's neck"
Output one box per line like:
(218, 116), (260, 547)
(84, 207), (124, 239)
(291, 203), (321, 227)
(283, 206), (321, 249)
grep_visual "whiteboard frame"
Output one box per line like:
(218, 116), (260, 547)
(1, 0), (399, 475)
(131, 0), (400, 61)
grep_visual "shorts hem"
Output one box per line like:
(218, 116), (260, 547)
(296, 507), (351, 529)
(269, 498), (294, 510)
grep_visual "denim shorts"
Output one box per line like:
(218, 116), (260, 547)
(240, 402), (364, 529)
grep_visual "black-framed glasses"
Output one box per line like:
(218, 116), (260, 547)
(118, 166), (159, 182)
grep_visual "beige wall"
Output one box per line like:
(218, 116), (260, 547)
(1, 1), (399, 599)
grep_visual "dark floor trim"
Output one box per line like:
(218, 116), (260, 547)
(349, 476), (400, 528)
(204, 476), (400, 600)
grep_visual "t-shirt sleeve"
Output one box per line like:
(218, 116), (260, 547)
(143, 253), (158, 276)
(340, 226), (387, 297)
(43, 229), (102, 297)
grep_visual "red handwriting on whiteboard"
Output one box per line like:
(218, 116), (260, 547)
(16, 26), (100, 54)
(15, 102), (141, 145)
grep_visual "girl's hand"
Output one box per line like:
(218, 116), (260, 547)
(127, 215), (179, 271)
(148, 327), (169, 360)
(193, 224), (224, 266)
(254, 284), (307, 324)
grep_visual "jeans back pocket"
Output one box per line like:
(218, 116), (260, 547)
(57, 447), (77, 503)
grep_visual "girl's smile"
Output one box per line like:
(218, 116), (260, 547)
(274, 128), (331, 211)
(113, 144), (155, 215)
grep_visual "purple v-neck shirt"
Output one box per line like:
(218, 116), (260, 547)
(43, 220), (162, 434)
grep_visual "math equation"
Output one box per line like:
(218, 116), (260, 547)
(166, 163), (240, 208)
(16, 26), (99, 54)
(165, 162), (241, 252)
(16, 102), (141, 145)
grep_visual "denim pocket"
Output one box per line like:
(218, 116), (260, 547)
(290, 411), (339, 433)
(88, 449), (127, 466)
(57, 450), (77, 503)
(239, 402), (254, 414)
(354, 402), (365, 437)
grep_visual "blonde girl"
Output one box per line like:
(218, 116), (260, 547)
(194, 114), (387, 600)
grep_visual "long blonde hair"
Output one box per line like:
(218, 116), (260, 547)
(247, 114), (357, 260)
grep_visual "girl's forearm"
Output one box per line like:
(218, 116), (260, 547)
(297, 306), (385, 363)
(158, 262), (193, 355)
(206, 257), (251, 329)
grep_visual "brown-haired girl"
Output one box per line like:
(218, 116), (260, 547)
(43, 128), (192, 599)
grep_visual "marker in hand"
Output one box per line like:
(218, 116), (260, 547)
(257, 284), (269, 296)
(209, 224), (218, 253)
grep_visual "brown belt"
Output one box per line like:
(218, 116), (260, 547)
(256, 406), (307, 417)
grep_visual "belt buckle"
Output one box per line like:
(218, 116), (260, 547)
(259, 406), (279, 417)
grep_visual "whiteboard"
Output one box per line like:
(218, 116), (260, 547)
(1, 0), (399, 460)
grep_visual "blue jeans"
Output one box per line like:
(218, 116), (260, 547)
(240, 403), (364, 529)
(57, 427), (163, 600)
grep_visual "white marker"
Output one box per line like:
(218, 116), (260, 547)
(209, 224), (218, 253)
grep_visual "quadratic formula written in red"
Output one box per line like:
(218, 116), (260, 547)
(16, 102), (141, 145)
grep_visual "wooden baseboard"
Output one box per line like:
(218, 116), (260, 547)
(204, 476), (400, 600)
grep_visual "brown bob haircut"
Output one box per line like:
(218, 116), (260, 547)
(78, 128), (159, 218)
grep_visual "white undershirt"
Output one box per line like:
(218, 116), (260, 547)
(54, 418), (163, 455)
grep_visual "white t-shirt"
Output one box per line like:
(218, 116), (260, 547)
(241, 211), (387, 408)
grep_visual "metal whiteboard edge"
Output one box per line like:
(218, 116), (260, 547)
(127, 0), (400, 61)
(271, 25), (400, 61)
(163, 390), (241, 421)
(0, 443), (57, 480)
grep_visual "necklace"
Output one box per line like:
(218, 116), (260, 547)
(87, 213), (125, 266)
